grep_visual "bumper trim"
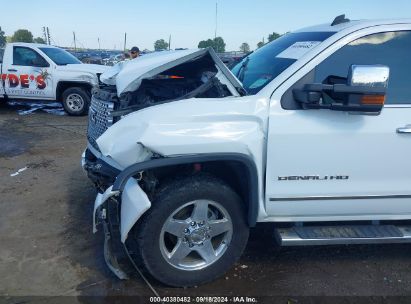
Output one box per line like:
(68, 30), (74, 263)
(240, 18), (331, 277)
(93, 186), (119, 233)
(102, 219), (129, 280)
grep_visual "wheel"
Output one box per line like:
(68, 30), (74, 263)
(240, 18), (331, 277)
(61, 87), (90, 116)
(128, 174), (249, 287)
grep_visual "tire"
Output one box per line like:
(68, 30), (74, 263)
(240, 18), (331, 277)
(61, 87), (90, 116)
(128, 174), (249, 287)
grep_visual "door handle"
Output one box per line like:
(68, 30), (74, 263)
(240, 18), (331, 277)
(8, 69), (17, 72)
(397, 125), (411, 134)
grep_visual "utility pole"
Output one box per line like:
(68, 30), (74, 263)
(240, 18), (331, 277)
(214, 2), (218, 40)
(214, 2), (219, 52)
(168, 34), (171, 50)
(98, 37), (100, 50)
(42, 27), (47, 43)
(46, 27), (51, 45)
(73, 32), (77, 51)
(123, 33), (127, 52)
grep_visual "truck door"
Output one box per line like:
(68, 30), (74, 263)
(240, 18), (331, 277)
(3, 46), (54, 99)
(266, 28), (411, 220)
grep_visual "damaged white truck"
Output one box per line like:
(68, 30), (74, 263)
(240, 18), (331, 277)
(82, 16), (411, 286)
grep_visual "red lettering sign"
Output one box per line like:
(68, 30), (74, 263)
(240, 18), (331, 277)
(2, 74), (47, 90)
(20, 75), (29, 88)
(8, 74), (19, 88)
(35, 75), (46, 90)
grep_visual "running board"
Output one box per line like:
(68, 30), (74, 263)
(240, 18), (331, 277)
(275, 225), (411, 246)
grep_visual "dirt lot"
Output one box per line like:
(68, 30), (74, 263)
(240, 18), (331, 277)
(1, 103), (411, 303)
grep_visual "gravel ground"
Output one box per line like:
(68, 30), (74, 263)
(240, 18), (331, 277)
(1, 102), (411, 304)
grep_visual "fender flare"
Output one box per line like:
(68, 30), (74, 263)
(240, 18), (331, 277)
(112, 153), (259, 226)
(56, 81), (93, 100)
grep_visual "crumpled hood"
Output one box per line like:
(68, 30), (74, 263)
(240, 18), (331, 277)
(100, 48), (244, 96)
(96, 95), (268, 169)
(58, 63), (109, 74)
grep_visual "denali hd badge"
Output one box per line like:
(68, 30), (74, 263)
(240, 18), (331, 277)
(278, 175), (349, 181)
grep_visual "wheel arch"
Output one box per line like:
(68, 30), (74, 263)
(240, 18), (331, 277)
(56, 81), (92, 101)
(113, 153), (259, 227)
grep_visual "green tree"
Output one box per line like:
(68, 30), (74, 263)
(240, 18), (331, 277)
(198, 39), (214, 49)
(154, 39), (169, 51)
(239, 42), (250, 53)
(11, 29), (33, 43)
(198, 37), (225, 52)
(33, 37), (46, 44)
(268, 32), (281, 42)
(256, 41), (265, 49)
(213, 37), (225, 52)
(0, 26), (6, 48)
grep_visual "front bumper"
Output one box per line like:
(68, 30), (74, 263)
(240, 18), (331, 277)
(93, 189), (128, 280)
(82, 148), (120, 191)
(92, 176), (151, 280)
(83, 145), (152, 280)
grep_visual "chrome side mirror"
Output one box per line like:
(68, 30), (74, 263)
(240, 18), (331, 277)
(293, 64), (390, 115)
(348, 65), (390, 88)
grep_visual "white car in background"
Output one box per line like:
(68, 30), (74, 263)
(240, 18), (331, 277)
(0, 43), (108, 115)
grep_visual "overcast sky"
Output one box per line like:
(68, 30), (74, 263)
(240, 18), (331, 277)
(2, 0), (411, 51)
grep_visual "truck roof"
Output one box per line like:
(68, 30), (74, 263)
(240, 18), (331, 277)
(295, 18), (411, 33)
(8, 42), (58, 49)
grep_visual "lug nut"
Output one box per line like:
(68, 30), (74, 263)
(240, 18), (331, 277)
(191, 221), (196, 226)
(184, 228), (189, 233)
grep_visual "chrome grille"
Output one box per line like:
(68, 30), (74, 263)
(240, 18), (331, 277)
(87, 95), (114, 151)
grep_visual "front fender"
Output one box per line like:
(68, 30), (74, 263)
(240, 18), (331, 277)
(112, 153), (260, 226)
(120, 178), (151, 242)
(93, 178), (151, 243)
(93, 153), (259, 245)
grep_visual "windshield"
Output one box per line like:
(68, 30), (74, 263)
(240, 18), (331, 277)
(231, 32), (336, 94)
(39, 47), (81, 65)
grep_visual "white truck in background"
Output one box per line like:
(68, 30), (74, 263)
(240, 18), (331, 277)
(0, 43), (108, 115)
(83, 16), (411, 287)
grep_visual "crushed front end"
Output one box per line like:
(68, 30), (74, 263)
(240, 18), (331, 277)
(82, 48), (248, 280)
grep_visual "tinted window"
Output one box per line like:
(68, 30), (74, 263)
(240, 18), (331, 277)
(39, 47), (81, 65)
(315, 31), (411, 104)
(231, 32), (335, 95)
(13, 46), (49, 67)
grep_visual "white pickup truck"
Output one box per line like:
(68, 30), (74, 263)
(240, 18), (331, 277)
(0, 43), (108, 115)
(82, 16), (411, 286)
